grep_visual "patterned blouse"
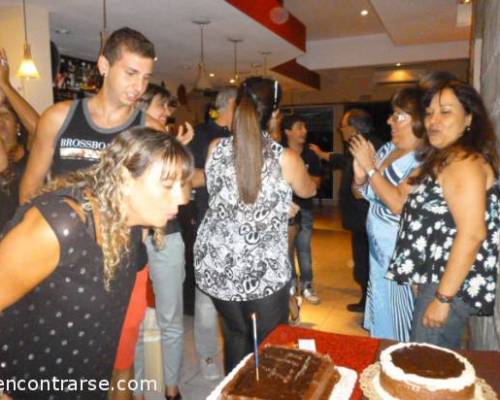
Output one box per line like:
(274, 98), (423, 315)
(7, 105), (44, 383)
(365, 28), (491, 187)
(387, 176), (500, 315)
(194, 134), (292, 301)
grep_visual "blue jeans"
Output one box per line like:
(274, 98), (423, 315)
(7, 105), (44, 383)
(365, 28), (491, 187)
(411, 283), (477, 349)
(194, 287), (220, 360)
(290, 209), (314, 289)
(135, 232), (185, 391)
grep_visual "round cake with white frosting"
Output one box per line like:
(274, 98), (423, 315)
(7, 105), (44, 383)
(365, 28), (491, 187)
(378, 342), (476, 400)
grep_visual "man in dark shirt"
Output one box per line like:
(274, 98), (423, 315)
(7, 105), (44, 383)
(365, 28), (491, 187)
(19, 27), (165, 204)
(283, 115), (322, 304)
(190, 87), (236, 224)
(310, 108), (383, 312)
(188, 86), (237, 380)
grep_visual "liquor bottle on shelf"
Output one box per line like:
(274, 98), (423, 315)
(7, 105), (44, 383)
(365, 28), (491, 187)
(53, 55), (101, 102)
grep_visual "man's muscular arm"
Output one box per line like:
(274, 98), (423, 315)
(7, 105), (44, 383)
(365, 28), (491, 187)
(19, 101), (73, 203)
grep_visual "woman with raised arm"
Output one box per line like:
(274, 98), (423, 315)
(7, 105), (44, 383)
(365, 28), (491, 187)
(0, 48), (40, 231)
(194, 77), (316, 373)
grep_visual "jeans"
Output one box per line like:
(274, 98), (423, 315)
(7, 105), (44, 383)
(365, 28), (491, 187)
(411, 283), (477, 349)
(290, 209), (314, 289)
(135, 233), (185, 391)
(194, 287), (220, 360)
(211, 283), (289, 374)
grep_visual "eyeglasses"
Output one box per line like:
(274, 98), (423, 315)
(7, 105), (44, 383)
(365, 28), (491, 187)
(389, 111), (410, 123)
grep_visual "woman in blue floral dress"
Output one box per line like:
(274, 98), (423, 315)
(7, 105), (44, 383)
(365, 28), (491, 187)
(387, 79), (499, 349)
(350, 87), (425, 341)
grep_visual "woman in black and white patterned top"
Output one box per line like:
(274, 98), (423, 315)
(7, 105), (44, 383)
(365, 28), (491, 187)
(387, 78), (499, 349)
(194, 77), (316, 373)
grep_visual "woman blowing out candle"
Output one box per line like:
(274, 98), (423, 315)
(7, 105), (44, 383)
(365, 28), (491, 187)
(0, 128), (193, 399)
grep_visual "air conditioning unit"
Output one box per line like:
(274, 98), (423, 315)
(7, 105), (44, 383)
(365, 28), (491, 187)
(373, 69), (426, 85)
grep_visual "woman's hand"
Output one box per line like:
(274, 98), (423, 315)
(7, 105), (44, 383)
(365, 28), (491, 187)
(422, 298), (451, 328)
(308, 143), (330, 161)
(0, 48), (11, 90)
(349, 134), (376, 172)
(176, 122), (194, 145)
(288, 201), (300, 219)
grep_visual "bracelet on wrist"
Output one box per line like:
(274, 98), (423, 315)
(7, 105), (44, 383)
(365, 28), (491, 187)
(435, 291), (454, 304)
(367, 168), (378, 180)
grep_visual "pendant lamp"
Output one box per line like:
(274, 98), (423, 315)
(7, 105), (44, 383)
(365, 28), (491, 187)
(228, 38), (242, 84)
(100, 0), (109, 52)
(193, 20), (212, 91)
(16, 0), (40, 79)
(260, 51), (271, 78)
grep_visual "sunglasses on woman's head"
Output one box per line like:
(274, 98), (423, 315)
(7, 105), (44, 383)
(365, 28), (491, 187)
(389, 111), (410, 123)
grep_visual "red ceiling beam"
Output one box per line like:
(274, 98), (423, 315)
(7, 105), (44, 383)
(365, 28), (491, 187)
(225, 0), (306, 52)
(272, 59), (321, 90)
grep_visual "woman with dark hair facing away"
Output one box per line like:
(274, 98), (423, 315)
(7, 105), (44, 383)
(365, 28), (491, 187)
(0, 128), (193, 400)
(350, 87), (425, 341)
(194, 77), (316, 373)
(387, 79), (499, 348)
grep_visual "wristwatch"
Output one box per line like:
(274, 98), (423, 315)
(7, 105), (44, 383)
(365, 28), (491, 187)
(367, 168), (378, 179)
(435, 291), (454, 304)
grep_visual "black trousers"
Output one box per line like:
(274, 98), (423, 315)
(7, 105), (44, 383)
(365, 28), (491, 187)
(211, 283), (289, 374)
(351, 229), (370, 301)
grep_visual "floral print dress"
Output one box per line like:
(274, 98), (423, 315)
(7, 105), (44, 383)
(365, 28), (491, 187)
(387, 177), (500, 316)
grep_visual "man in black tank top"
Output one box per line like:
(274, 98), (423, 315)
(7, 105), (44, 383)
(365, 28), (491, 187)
(19, 27), (163, 203)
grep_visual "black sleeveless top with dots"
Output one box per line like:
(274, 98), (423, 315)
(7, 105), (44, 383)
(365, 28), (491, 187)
(0, 188), (141, 399)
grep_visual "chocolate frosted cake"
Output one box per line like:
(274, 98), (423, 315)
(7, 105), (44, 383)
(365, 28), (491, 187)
(220, 345), (340, 400)
(379, 342), (476, 400)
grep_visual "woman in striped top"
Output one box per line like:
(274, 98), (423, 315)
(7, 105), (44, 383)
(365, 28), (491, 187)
(350, 87), (425, 341)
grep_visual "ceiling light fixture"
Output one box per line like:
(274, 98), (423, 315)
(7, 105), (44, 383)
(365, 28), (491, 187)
(361, 9), (369, 16)
(260, 51), (271, 77)
(228, 38), (243, 84)
(209, 73), (215, 77)
(100, 0), (109, 52)
(269, 6), (290, 24)
(193, 20), (212, 91)
(16, 0), (40, 79)
(251, 62), (262, 75)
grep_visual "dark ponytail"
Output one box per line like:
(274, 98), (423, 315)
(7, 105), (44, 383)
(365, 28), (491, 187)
(233, 89), (263, 203)
(232, 77), (282, 204)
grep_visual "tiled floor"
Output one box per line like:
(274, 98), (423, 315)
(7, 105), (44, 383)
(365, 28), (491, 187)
(144, 206), (366, 399)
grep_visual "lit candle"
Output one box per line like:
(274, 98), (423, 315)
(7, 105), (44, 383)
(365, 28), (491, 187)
(251, 312), (260, 381)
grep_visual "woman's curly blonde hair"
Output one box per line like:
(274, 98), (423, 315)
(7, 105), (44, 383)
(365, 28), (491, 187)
(39, 127), (193, 289)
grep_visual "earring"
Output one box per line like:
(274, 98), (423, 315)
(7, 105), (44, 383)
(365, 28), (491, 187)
(465, 125), (471, 133)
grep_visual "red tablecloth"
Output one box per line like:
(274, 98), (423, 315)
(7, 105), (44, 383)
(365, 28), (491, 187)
(264, 325), (500, 399)
(263, 325), (380, 400)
